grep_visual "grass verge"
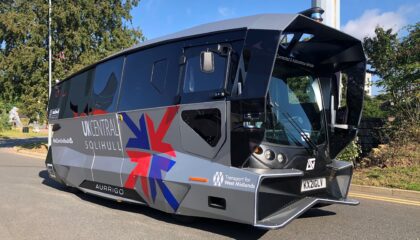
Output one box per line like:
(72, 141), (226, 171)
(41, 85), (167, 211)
(0, 129), (48, 139)
(352, 165), (420, 191)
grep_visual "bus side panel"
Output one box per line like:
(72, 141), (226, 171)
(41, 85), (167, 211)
(118, 106), (189, 213)
(51, 117), (94, 187)
(88, 113), (125, 187)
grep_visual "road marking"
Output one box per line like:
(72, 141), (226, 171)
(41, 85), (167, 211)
(349, 192), (420, 207)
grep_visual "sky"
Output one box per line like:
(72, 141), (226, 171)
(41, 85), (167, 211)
(130, 0), (420, 95)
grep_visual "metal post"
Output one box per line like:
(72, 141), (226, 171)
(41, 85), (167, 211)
(48, 0), (52, 147)
(312, 0), (343, 108)
(312, 0), (340, 29)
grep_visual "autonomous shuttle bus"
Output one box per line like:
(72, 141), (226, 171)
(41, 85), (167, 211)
(46, 10), (366, 229)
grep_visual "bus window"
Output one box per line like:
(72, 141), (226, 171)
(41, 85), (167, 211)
(118, 43), (181, 111)
(48, 80), (70, 120)
(151, 59), (168, 93)
(183, 49), (226, 93)
(91, 57), (124, 115)
(181, 108), (222, 147)
(62, 69), (94, 118)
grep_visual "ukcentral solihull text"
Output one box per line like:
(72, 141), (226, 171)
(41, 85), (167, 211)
(81, 118), (122, 152)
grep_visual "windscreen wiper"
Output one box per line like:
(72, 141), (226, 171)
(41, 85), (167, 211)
(282, 112), (318, 154)
(283, 126), (313, 155)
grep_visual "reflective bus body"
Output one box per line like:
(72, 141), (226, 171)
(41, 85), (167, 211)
(46, 13), (366, 229)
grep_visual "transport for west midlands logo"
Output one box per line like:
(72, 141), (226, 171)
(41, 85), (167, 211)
(213, 172), (224, 187)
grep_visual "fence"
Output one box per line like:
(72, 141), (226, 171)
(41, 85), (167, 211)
(357, 118), (386, 155)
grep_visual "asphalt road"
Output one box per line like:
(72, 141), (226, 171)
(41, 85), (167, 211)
(0, 148), (419, 240)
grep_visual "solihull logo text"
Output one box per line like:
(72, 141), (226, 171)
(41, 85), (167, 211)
(122, 106), (179, 211)
(81, 118), (122, 152)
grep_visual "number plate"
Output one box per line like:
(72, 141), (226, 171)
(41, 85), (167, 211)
(301, 178), (326, 192)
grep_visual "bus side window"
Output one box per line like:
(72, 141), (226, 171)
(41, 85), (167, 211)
(48, 80), (70, 120)
(150, 59), (168, 94)
(62, 69), (94, 118)
(118, 43), (181, 111)
(183, 49), (227, 93)
(91, 57), (124, 115)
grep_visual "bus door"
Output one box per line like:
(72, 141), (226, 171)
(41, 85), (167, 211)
(178, 44), (230, 159)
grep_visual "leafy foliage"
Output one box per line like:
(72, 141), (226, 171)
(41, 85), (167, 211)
(362, 94), (387, 118)
(363, 24), (420, 143)
(337, 138), (362, 165)
(0, 100), (11, 132)
(358, 24), (419, 178)
(0, 1), (143, 122)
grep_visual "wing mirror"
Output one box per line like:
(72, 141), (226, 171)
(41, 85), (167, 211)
(200, 51), (214, 73)
(330, 95), (356, 131)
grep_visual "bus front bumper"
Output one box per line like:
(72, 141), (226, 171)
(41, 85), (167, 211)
(249, 159), (358, 229)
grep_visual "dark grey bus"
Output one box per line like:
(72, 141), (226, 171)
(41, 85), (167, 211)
(46, 12), (366, 229)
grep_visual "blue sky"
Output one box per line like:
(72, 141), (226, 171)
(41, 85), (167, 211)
(130, 0), (420, 95)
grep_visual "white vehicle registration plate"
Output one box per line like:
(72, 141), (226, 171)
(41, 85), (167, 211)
(301, 177), (326, 192)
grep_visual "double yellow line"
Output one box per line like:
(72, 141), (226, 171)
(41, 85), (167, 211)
(349, 192), (420, 207)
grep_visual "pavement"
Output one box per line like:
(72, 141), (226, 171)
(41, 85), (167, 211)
(0, 147), (419, 240)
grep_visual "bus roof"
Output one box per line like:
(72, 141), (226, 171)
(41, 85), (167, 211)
(121, 14), (297, 53)
(56, 13), (361, 85)
(55, 14), (298, 84)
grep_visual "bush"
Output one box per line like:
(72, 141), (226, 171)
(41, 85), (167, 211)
(337, 138), (362, 166)
(0, 112), (10, 132)
(0, 101), (12, 132)
(362, 95), (387, 118)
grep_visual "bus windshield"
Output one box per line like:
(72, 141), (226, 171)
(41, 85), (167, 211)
(265, 60), (326, 147)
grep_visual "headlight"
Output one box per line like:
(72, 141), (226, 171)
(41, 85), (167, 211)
(264, 149), (275, 160)
(277, 153), (285, 163)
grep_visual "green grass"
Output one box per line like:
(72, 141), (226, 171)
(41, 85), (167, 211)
(352, 165), (420, 191)
(0, 129), (48, 139)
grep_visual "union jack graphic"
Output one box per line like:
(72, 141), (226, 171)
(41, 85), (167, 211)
(121, 106), (179, 211)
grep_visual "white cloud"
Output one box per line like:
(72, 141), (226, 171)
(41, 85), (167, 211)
(217, 7), (235, 17)
(342, 8), (406, 39)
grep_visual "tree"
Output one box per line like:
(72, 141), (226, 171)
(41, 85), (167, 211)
(0, 0), (143, 122)
(363, 24), (419, 142)
(362, 94), (387, 119)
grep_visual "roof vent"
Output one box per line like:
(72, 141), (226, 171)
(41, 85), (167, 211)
(299, 7), (324, 22)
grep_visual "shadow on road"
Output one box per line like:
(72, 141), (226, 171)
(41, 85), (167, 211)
(0, 137), (47, 148)
(39, 170), (335, 239)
